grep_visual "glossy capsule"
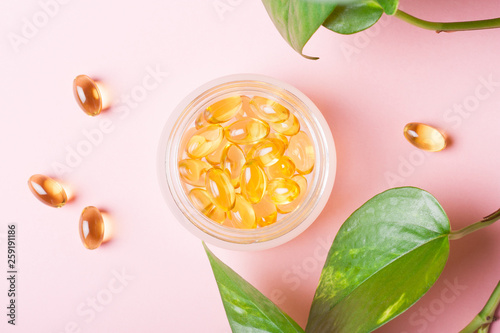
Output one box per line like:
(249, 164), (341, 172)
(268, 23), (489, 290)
(79, 206), (104, 250)
(188, 188), (226, 224)
(186, 125), (224, 158)
(270, 113), (300, 136)
(286, 131), (315, 175)
(28, 174), (68, 208)
(277, 175), (307, 214)
(225, 118), (270, 145)
(205, 138), (228, 165)
(221, 144), (246, 188)
(240, 160), (267, 204)
(266, 156), (295, 179)
(404, 122), (447, 152)
(204, 96), (242, 124)
(248, 138), (286, 167)
(267, 178), (300, 205)
(178, 159), (212, 187)
(228, 194), (256, 229)
(268, 132), (289, 149)
(249, 96), (290, 123)
(253, 195), (278, 227)
(73, 75), (111, 116)
(206, 168), (236, 211)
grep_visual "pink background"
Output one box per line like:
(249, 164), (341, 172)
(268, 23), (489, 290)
(1, 0), (500, 332)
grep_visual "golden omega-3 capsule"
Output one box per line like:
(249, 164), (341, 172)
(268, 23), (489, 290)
(178, 159), (212, 187)
(286, 131), (315, 175)
(206, 168), (236, 211)
(240, 160), (267, 204)
(186, 124), (224, 158)
(225, 118), (270, 145)
(205, 138), (228, 165)
(188, 188), (226, 224)
(28, 174), (68, 208)
(270, 113), (300, 136)
(73, 75), (111, 116)
(268, 132), (289, 149)
(204, 96), (242, 124)
(252, 195), (277, 227)
(79, 206), (105, 250)
(249, 96), (290, 123)
(248, 138), (286, 167)
(228, 194), (256, 229)
(267, 178), (300, 205)
(404, 122), (447, 152)
(277, 175), (307, 214)
(221, 144), (246, 188)
(267, 156), (295, 179)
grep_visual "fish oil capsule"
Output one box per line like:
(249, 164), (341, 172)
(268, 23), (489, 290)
(286, 131), (315, 175)
(268, 132), (289, 149)
(253, 195), (277, 227)
(404, 122), (447, 152)
(204, 96), (242, 124)
(79, 206), (104, 250)
(266, 156), (296, 179)
(240, 160), (267, 204)
(225, 118), (270, 145)
(277, 175), (307, 214)
(228, 194), (256, 229)
(188, 188), (226, 224)
(248, 138), (286, 167)
(221, 144), (246, 188)
(28, 174), (68, 208)
(267, 178), (300, 205)
(205, 138), (228, 165)
(249, 96), (290, 123)
(73, 75), (111, 116)
(186, 124), (224, 158)
(178, 159), (212, 187)
(269, 113), (300, 136)
(206, 168), (236, 211)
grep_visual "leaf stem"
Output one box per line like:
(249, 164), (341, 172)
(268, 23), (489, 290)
(449, 209), (500, 240)
(459, 281), (500, 333)
(393, 10), (500, 32)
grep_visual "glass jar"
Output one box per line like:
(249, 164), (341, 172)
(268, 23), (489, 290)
(157, 74), (336, 250)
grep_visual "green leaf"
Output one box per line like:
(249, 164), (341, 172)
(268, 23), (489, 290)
(374, 0), (398, 15)
(306, 187), (451, 333)
(261, 0), (337, 59)
(204, 243), (304, 333)
(323, 2), (383, 35)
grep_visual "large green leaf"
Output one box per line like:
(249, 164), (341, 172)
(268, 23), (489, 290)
(323, 2), (383, 35)
(306, 187), (451, 333)
(204, 243), (304, 333)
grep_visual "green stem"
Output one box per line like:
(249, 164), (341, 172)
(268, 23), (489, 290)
(394, 10), (500, 32)
(449, 209), (500, 240)
(460, 281), (500, 333)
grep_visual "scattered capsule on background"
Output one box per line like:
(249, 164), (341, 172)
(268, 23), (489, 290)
(73, 75), (111, 116)
(221, 144), (246, 188)
(205, 138), (228, 165)
(404, 122), (447, 152)
(266, 156), (295, 179)
(240, 160), (267, 204)
(206, 168), (236, 211)
(225, 118), (270, 145)
(249, 96), (290, 123)
(228, 194), (256, 229)
(186, 124), (224, 158)
(286, 131), (315, 175)
(204, 96), (242, 124)
(253, 195), (277, 227)
(79, 206), (104, 250)
(267, 178), (300, 205)
(178, 159), (212, 187)
(188, 188), (226, 224)
(270, 113), (300, 136)
(268, 132), (289, 149)
(28, 174), (68, 208)
(277, 175), (307, 214)
(248, 138), (286, 167)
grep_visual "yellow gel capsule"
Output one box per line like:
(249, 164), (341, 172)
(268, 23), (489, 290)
(267, 178), (300, 205)
(240, 95), (255, 117)
(221, 144), (246, 188)
(204, 96), (242, 124)
(79, 206), (105, 250)
(28, 174), (68, 208)
(73, 75), (111, 116)
(248, 138), (286, 167)
(228, 194), (256, 229)
(178, 159), (212, 187)
(269, 113), (300, 136)
(404, 122), (447, 152)
(205, 138), (228, 165)
(268, 132), (289, 149)
(253, 195), (277, 227)
(266, 156), (296, 179)
(206, 168), (236, 211)
(277, 175), (307, 214)
(240, 160), (267, 204)
(286, 131), (315, 175)
(225, 118), (270, 145)
(186, 125), (224, 159)
(188, 188), (226, 224)
(249, 96), (290, 123)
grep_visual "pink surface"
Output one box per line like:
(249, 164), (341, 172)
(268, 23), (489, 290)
(1, 0), (499, 332)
